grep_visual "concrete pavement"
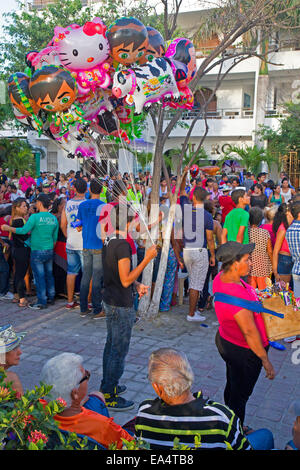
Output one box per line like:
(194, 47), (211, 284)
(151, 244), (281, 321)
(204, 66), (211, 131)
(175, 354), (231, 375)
(1, 296), (299, 450)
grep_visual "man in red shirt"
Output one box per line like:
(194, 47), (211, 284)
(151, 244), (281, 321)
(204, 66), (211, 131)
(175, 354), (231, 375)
(218, 186), (236, 224)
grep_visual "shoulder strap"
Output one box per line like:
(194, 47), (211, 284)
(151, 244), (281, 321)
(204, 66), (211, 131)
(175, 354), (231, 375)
(213, 292), (284, 318)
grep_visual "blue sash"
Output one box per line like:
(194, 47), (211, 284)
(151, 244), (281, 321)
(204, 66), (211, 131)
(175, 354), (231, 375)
(213, 292), (284, 319)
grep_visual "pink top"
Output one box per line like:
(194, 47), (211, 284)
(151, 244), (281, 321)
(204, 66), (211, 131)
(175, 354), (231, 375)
(261, 223), (276, 247)
(212, 272), (269, 349)
(18, 176), (36, 193)
(277, 223), (290, 254)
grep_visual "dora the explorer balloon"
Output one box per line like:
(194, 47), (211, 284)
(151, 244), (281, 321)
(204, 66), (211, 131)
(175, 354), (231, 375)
(29, 66), (77, 113)
(107, 17), (148, 67)
(139, 26), (165, 64)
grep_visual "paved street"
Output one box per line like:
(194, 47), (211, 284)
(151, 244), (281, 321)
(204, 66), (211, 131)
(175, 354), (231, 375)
(1, 296), (299, 450)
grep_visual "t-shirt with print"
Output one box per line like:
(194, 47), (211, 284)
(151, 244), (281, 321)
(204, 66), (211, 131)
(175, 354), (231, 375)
(65, 198), (84, 250)
(102, 237), (133, 308)
(224, 208), (249, 244)
(179, 195), (213, 248)
(77, 198), (105, 250)
(15, 212), (58, 251)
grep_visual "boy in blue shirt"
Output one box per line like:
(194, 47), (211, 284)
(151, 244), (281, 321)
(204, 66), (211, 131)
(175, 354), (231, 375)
(76, 179), (106, 318)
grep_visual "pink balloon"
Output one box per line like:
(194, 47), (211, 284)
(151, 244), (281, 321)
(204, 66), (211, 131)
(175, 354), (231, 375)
(52, 17), (111, 94)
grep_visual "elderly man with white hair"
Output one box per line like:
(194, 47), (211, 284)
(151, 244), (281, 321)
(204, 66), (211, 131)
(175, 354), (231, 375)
(40, 353), (134, 449)
(135, 348), (274, 450)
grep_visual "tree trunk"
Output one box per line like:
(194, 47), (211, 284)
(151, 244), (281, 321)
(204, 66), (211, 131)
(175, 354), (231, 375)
(147, 200), (177, 317)
(138, 109), (164, 318)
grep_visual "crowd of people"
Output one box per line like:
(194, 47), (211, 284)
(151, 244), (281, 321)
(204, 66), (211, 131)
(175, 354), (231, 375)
(1, 163), (300, 451)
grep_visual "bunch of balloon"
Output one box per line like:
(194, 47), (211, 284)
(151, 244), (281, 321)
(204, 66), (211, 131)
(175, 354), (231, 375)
(7, 15), (198, 162)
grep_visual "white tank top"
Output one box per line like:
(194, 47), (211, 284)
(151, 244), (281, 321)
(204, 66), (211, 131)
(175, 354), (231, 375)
(65, 198), (84, 250)
(280, 189), (292, 203)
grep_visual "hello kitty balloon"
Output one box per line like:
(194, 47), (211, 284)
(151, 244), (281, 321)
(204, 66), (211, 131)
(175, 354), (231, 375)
(52, 17), (111, 95)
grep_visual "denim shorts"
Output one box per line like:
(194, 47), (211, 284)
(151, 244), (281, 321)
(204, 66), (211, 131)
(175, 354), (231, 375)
(66, 248), (83, 275)
(277, 253), (293, 275)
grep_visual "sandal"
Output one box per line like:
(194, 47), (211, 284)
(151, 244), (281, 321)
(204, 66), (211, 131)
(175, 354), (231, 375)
(18, 300), (29, 308)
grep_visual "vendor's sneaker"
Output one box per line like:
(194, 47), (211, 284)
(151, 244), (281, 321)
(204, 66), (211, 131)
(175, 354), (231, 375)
(104, 394), (134, 411)
(186, 312), (206, 322)
(100, 385), (127, 396)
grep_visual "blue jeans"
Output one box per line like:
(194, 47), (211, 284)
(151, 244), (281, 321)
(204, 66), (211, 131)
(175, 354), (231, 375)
(31, 250), (55, 306)
(80, 249), (103, 314)
(0, 248), (9, 296)
(247, 428), (274, 450)
(101, 302), (136, 394)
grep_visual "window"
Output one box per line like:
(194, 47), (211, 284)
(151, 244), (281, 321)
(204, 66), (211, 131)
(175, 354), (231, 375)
(243, 93), (251, 109)
(47, 151), (58, 173)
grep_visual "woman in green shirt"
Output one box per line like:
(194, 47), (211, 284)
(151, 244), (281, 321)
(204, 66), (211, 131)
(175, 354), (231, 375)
(2, 194), (59, 310)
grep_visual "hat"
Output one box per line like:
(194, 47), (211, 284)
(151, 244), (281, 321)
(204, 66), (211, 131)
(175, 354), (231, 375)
(216, 241), (255, 264)
(221, 185), (231, 192)
(0, 325), (26, 354)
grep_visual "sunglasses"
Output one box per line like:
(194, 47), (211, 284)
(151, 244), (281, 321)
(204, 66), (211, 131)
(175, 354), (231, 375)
(79, 369), (91, 385)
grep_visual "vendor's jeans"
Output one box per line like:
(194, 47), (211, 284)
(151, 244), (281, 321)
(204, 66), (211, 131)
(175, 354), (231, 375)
(101, 302), (135, 394)
(31, 249), (55, 306)
(0, 248), (9, 296)
(293, 274), (300, 299)
(80, 249), (103, 314)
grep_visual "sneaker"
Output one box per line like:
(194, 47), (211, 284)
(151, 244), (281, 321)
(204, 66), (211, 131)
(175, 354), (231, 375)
(47, 298), (55, 305)
(186, 312), (206, 322)
(66, 302), (80, 309)
(0, 292), (14, 301)
(80, 309), (92, 317)
(284, 336), (297, 343)
(93, 311), (106, 319)
(104, 394), (134, 411)
(100, 385), (127, 396)
(28, 303), (48, 310)
(88, 303), (93, 309)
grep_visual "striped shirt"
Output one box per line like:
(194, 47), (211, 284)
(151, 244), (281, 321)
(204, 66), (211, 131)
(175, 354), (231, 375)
(135, 391), (252, 450)
(286, 220), (300, 275)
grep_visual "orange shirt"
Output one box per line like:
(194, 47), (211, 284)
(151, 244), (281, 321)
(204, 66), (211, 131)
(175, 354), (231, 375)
(54, 406), (134, 449)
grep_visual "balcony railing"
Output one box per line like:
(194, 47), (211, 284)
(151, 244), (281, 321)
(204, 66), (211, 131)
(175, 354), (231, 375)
(165, 108), (254, 120)
(164, 107), (289, 121)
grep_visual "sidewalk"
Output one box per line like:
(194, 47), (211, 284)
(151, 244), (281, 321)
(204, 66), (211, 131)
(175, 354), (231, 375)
(1, 296), (299, 450)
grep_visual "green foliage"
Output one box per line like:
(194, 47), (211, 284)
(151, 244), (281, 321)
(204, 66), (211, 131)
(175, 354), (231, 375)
(257, 102), (300, 157)
(0, 0), (93, 76)
(0, 138), (36, 178)
(218, 144), (280, 174)
(0, 0), (164, 78)
(0, 369), (92, 450)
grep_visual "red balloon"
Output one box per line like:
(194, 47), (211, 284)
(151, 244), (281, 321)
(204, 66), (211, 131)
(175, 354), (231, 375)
(190, 164), (199, 178)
